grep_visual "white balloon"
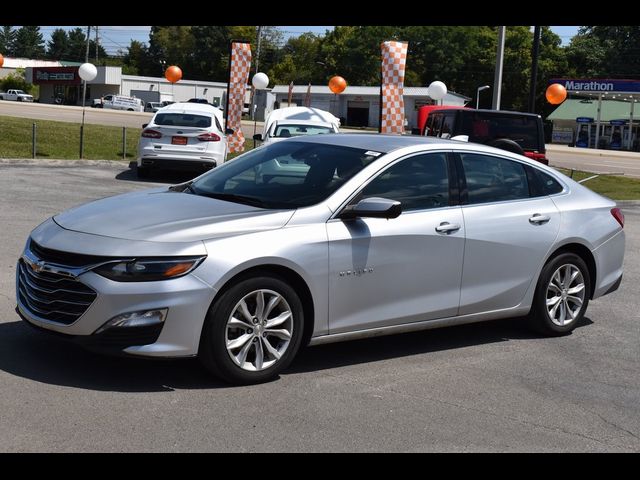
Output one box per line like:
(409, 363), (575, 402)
(252, 72), (269, 90)
(78, 63), (98, 81)
(428, 80), (447, 100)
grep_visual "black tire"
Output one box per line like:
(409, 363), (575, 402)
(528, 253), (590, 336)
(199, 274), (305, 385)
(127, 108), (134, 111)
(136, 165), (151, 179)
(488, 138), (525, 155)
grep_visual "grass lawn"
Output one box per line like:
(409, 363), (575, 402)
(0, 115), (140, 161)
(555, 168), (640, 201)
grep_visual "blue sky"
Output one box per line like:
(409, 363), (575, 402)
(40, 26), (580, 56)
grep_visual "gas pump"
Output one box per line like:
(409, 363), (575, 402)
(609, 119), (626, 150)
(575, 117), (593, 148)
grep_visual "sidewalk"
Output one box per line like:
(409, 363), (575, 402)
(546, 143), (640, 160)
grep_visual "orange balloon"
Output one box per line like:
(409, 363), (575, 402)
(546, 83), (567, 105)
(329, 76), (347, 94)
(0, 54), (4, 68)
(165, 65), (182, 84)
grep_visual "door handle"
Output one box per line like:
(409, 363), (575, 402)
(529, 214), (550, 224)
(435, 222), (461, 233)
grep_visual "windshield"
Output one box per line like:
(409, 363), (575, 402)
(189, 141), (380, 209)
(273, 124), (334, 138)
(154, 113), (212, 128)
(15, 90), (26, 95)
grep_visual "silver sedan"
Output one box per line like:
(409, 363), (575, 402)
(16, 135), (625, 384)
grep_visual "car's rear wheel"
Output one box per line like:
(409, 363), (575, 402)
(528, 253), (590, 336)
(199, 275), (304, 385)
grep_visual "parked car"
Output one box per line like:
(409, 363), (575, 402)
(136, 102), (231, 178)
(0, 89), (34, 102)
(423, 108), (549, 164)
(254, 106), (340, 146)
(144, 102), (164, 113)
(92, 94), (144, 112)
(15, 135), (625, 385)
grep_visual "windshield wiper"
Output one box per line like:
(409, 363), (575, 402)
(196, 192), (268, 208)
(168, 181), (195, 193)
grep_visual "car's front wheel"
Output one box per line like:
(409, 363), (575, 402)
(199, 275), (304, 384)
(528, 253), (590, 336)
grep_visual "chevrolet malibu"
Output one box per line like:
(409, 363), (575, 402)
(16, 135), (625, 384)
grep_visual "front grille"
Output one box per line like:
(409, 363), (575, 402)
(29, 239), (109, 267)
(17, 259), (97, 325)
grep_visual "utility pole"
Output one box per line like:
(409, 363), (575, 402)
(492, 26), (506, 110)
(255, 26), (263, 73)
(95, 26), (99, 63)
(85, 26), (91, 63)
(528, 26), (541, 113)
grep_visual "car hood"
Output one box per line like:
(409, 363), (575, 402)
(53, 188), (295, 242)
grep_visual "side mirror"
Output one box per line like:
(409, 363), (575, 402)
(339, 197), (402, 220)
(253, 133), (263, 141)
(225, 128), (235, 135)
(142, 123), (148, 128)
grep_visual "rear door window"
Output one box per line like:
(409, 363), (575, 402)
(460, 153), (530, 204)
(462, 113), (540, 150)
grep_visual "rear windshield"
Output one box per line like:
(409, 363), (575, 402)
(154, 113), (212, 128)
(274, 124), (334, 137)
(460, 112), (541, 150)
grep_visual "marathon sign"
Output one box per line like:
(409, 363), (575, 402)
(550, 78), (640, 93)
(32, 67), (81, 85)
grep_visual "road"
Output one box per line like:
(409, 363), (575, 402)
(0, 101), (263, 138)
(547, 145), (640, 178)
(0, 160), (639, 452)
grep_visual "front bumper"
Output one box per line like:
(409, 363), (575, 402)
(16, 220), (217, 357)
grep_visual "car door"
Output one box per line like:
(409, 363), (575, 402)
(326, 151), (465, 334)
(455, 151), (560, 315)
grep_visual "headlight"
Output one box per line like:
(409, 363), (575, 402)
(93, 256), (206, 282)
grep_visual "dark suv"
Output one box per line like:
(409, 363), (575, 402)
(423, 108), (548, 164)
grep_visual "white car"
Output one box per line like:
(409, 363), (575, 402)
(255, 107), (340, 146)
(136, 102), (230, 178)
(144, 102), (164, 113)
(93, 94), (144, 112)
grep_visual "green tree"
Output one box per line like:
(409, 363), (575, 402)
(269, 33), (323, 85)
(67, 28), (89, 62)
(13, 26), (45, 59)
(0, 26), (17, 56)
(47, 28), (70, 60)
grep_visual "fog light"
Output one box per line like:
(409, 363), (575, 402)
(94, 308), (167, 334)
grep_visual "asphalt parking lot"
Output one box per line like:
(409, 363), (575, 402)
(0, 159), (639, 452)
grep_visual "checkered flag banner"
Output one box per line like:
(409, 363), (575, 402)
(227, 42), (252, 153)
(380, 41), (408, 134)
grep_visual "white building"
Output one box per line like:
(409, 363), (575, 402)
(270, 85), (471, 130)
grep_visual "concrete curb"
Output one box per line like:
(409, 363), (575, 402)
(0, 158), (130, 168)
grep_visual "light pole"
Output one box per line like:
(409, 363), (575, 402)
(476, 85), (490, 109)
(78, 62), (97, 159)
(251, 72), (269, 148)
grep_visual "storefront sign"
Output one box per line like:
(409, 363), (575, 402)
(33, 67), (81, 85)
(550, 78), (640, 93)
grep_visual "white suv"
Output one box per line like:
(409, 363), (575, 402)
(136, 103), (230, 178)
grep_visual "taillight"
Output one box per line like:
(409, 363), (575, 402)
(524, 151), (549, 165)
(611, 208), (625, 228)
(197, 132), (221, 142)
(141, 129), (162, 139)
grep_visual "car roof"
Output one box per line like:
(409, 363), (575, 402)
(155, 102), (224, 120)
(275, 120), (335, 128)
(284, 133), (464, 153)
(266, 107), (340, 125)
(432, 108), (542, 119)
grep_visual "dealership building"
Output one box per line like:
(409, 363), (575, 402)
(547, 78), (640, 151)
